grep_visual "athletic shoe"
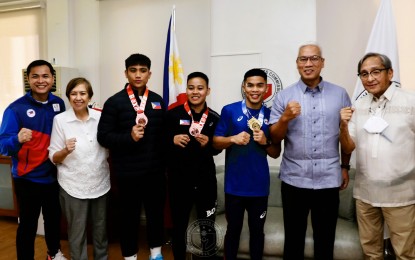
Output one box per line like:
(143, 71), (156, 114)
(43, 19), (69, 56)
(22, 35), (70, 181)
(46, 250), (67, 260)
(149, 254), (163, 260)
(124, 254), (137, 260)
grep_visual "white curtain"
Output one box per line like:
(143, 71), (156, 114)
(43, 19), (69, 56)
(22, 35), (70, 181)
(0, 7), (43, 119)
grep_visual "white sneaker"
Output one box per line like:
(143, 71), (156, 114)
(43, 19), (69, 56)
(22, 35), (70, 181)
(46, 249), (67, 260)
(149, 254), (163, 260)
(124, 254), (137, 260)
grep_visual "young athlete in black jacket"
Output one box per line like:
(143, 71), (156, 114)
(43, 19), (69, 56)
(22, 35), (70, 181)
(165, 72), (221, 259)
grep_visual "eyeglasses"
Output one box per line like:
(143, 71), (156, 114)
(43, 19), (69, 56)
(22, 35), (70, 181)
(358, 68), (389, 80)
(296, 55), (322, 64)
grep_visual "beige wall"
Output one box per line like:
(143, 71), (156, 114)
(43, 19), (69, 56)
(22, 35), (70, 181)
(2, 0), (412, 113)
(317, 0), (415, 96)
(41, 0), (415, 167)
(1, 0), (414, 168)
(46, 0), (315, 109)
(98, 0), (211, 106)
(47, 0), (100, 105)
(210, 0), (316, 113)
(43, 0), (415, 105)
(393, 0), (415, 90)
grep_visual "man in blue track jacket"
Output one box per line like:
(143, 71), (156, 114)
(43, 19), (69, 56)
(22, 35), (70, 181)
(0, 60), (67, 260)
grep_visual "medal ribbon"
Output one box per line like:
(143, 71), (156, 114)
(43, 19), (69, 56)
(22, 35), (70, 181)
(241, 99), (264, 127)
(126, 84), (149, 114)
(184, 101), (209, 131)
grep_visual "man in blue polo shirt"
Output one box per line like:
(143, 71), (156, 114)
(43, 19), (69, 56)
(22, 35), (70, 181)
(269, 43), (351, 260)
(213, 68), (281, 260)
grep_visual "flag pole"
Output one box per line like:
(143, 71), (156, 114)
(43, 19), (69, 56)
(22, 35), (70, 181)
(163, 5), (186, 110)
(172, 5), (176, 32)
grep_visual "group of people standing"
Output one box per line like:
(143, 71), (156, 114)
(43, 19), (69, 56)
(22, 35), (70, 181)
(0, 42), (414, 260)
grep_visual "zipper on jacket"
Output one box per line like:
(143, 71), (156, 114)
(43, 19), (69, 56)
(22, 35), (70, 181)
(23, 149), (29, 173)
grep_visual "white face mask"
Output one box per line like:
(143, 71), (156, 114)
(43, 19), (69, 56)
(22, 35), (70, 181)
(363, 116), (389, 134)
(364, 116), (392, 158)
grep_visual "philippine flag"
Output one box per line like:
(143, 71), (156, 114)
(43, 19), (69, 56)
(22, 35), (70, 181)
(180, 119), (190, 125)
(163, 7), (187, 110)
(151, 102), (161, 109)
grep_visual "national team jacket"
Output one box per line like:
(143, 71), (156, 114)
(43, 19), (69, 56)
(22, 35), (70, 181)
(0, 92), (65, 183)
(97, 85), (166, 177)
(165, 103), (221, 184)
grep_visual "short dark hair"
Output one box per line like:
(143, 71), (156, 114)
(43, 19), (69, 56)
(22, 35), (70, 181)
(187, 72), (209, 86)
(358, 52), (392, 73)
(26, 60), (55, 76)
(125, 53), (151, 70)
(244, 68), (267, 82)
(65, 77), (94, 99)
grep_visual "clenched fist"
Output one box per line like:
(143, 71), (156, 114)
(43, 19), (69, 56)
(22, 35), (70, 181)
(131, 124), (145, 142)
(64, 138), (77, 153)
(18, 128), (32, 143)
(231, 131), (250, 146)
(340, 107), (354, 123)
(283, 101), (301, 121)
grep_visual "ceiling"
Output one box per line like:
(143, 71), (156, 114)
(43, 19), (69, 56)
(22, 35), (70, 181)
(0, 0), (24, 3)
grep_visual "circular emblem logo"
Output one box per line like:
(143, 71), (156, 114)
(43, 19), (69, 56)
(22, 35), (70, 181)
(186, 219), (224, 257)
(26, 109), (36, 118)
(241, 68), (283, 108)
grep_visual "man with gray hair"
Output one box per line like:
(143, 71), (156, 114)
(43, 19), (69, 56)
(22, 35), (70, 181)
(340, 52), (415, 259)
(269, 43), (351, 259)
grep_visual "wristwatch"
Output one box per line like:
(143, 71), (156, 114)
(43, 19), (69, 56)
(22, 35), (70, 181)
(341, 164), (350, 170)
(262, 138), (272, 148)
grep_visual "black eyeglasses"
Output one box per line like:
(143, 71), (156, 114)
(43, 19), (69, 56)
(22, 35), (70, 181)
(296, 55), (322, 64)
(358, 68), (389, 80)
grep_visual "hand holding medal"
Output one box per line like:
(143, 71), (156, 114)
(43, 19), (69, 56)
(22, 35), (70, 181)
(131, 124), (145, 142)
(194, 133), (209, 147)
(252, 129), (266, 145)
(248, 117), (261, 131)
(135, 111), (148, 126)
(174, 134), (190, 148)
(189, 122), (202, 136)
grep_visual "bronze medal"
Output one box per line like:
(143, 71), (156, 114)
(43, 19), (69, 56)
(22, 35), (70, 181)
(189, 122), (201, 136)
(136, 113), (148, 126)
(127, 85), (150, 127)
